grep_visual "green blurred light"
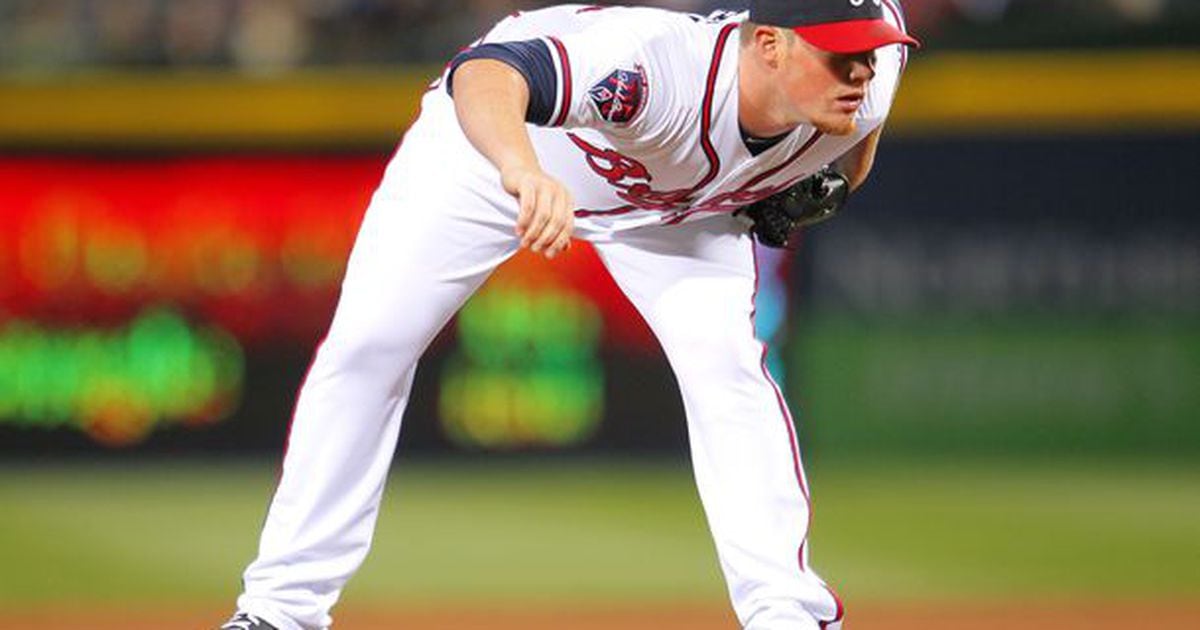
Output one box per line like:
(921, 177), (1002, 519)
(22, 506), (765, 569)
(0, 308), (244, 446)
(440, 286), (604, 450)
(458, 289), (601, 368)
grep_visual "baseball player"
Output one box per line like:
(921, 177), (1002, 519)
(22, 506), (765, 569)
(220, 1), (916, 629)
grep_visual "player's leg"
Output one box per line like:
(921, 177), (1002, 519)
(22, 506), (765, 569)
(235, 122), (520, 630)
(593, 217), (842, 630)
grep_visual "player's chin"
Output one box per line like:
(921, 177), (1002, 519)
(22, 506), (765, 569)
(813, 114), (857, 136)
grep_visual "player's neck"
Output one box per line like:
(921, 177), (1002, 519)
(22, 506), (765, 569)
(737, 47), (797, 139)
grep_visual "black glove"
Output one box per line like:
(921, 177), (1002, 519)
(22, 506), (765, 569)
(740, 167), (850, 248)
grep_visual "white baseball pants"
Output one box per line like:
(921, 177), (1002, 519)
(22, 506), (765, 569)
(235, 114), (841, 630)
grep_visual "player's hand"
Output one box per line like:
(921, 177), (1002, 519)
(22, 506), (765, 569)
(502, 166), (575, 259)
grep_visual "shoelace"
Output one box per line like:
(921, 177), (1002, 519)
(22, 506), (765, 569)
(222, 613), (267, 630)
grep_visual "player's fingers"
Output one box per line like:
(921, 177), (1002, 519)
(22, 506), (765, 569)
(523, 184), (554, 249)
(546, 192), (575, 257)
(533, 188), (572, 254)
(560, 191), (576, 246)
(531, 192), (566, 252)
(515, 179), (537, 238)
(522, 187), (549, 249)
(544, 231), (573, 259)
(551, 202), (576, 256)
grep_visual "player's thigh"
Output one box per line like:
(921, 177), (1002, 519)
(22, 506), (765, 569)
(595, 215), (762, 371)
(326, 179), (518, 362)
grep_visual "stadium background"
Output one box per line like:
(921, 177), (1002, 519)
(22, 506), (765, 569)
(2, 1), (1198, 628)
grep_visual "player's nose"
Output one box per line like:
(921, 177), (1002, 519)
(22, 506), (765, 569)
(848, 57), (875, 84)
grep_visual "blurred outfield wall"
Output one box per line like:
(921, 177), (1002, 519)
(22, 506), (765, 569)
(1, 52), (1198, 457)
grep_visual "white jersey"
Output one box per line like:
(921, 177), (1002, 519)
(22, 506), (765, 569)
(422, 3), (908, 234)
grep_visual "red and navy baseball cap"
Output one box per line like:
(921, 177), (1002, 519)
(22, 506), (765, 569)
(749, 0), (921, 54)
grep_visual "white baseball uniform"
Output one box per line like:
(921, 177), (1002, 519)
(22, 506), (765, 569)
(234, 4), (909, 630)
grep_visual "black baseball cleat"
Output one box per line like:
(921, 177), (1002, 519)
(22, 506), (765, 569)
(220, 612), (278, 630)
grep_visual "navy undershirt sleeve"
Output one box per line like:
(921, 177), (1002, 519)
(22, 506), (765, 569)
(446, 40), (558, 126)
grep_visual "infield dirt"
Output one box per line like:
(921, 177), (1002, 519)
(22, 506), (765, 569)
(13, 601), (1200, 629)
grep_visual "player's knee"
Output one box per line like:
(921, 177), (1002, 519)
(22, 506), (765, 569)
(320, 324), (423, 377)
(649, 279), (761, 381)
(667, 329), (760, 384)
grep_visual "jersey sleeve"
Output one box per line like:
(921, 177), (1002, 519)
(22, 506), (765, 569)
(446, 41), (559, 126)
(446, 7), (721, 138)
(535, 12), (698, 138)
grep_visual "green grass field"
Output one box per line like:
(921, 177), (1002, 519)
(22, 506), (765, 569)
(2, 457), (1198, 608)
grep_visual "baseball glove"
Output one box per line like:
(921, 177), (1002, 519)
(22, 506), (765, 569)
(739, 167), (850, 248)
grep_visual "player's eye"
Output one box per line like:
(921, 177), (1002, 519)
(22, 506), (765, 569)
(850, 51), (876, 69)
(836, 51), (876, 79)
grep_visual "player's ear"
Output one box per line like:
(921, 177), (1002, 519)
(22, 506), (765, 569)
(755, 25), (787, 68)
(743, 23), (781, 67)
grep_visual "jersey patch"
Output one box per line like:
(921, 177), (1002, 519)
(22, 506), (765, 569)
(587, 66), (646, 125)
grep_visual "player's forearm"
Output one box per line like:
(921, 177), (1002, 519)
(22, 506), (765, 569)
(452, 59), (544, 179)
(834, 125), (883, 191)
(451, 57), (575, 259)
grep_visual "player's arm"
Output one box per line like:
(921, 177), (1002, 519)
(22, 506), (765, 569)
(833, 125), (884, 191)
(450, 58), (574, 258)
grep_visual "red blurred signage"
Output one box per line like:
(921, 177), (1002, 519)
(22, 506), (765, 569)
(0, 156), (653, 348)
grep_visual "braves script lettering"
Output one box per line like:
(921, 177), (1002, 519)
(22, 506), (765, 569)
(568, 132), (804, 219)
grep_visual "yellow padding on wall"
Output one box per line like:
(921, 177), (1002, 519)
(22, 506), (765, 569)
(1, 51), (1198, 147)
(890, 50), (1200, 135)
(0, 68), (438, 147)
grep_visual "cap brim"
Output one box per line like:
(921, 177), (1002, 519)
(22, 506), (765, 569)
(794, 18), (921, 54)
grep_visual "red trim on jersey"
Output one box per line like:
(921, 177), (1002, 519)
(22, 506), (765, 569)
(662, 130), (825, 225)
(746, 131), (825, 189)
(656, 2), (905, 225)
(575, 204), (636, 217)
(658, 3), (904, 226)
(572, 23), (736, 219)
(548, 37), (572, 127)
(751, 245), (845, 629)
(694, 23), (739, 191)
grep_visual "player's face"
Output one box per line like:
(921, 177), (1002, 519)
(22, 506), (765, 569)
(782, 35), (877, 136)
